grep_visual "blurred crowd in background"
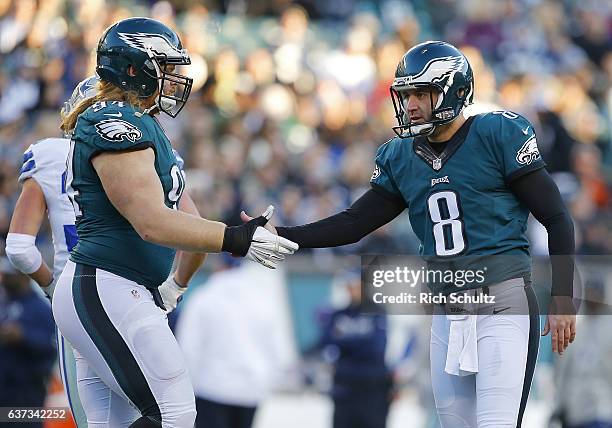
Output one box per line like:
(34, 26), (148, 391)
(1, 0), (612, 427)
(1, 0), (611, 259)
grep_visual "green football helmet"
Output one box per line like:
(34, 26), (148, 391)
(390, 41), (474, 138)
(96, 17), (192, 117)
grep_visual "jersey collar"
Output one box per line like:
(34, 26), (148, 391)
(413, 115), (476, 171)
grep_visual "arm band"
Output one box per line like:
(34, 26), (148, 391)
(5, 233), (43, 274)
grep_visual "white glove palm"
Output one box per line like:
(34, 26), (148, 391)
(245, 206), (299, 269)
(246, 227), (299, 269)
(158, 276), (187, 313)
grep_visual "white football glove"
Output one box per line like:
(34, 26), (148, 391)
(243, 205), (299, 269)
(246, 226), (299, 269)
(158, 276), (187, 313)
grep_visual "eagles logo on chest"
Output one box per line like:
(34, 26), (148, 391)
(95, 119), (142, 143)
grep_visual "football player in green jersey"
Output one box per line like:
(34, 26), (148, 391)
(244, 41), (576, 427)
(51, 18), (298, 428)
(8, 76), (208, 428)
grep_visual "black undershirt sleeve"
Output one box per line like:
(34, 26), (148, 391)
(276, 185), (406, 249)
(509, 168), (575, 296)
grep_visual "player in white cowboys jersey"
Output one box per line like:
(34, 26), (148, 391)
(6, 77), (97, 427)
(7, 76), (207, 427)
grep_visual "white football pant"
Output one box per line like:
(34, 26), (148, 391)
(52, 260), (196, 428)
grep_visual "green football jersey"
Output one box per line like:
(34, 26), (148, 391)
(66, 101), (186, 288)
(371, 111), (546, 293)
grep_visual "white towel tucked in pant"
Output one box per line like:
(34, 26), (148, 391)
(444, 314), (478, 376)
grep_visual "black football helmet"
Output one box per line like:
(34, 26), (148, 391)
(96, 17), (193, 117)
(390, 41), (474, 138)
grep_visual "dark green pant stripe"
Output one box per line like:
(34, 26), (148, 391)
(71, 263), (162, 423)
(516, 283), (540, 427)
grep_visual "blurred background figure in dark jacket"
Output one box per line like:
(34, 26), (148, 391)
(0, 258), (56, 427)
(316, 269), (392, 428)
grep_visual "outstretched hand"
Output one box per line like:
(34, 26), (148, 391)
(241, 209), (277, 235)
(224, 206), (298, 269)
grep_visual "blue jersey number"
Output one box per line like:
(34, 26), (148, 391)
(63, 225), (78, 252)
(427, 191), (466, 256)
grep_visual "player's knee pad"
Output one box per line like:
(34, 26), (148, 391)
(128, 416), (162, 428)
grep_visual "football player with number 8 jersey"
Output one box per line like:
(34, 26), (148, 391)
(244, 41), (576, 427)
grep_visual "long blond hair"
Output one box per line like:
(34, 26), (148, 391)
(60, 80), (152, 134)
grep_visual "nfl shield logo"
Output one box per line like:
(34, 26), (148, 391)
(433, 158), (442, 170)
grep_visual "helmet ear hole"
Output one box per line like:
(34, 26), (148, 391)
(127, 65), (137, 77)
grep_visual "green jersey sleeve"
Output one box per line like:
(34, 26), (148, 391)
(479, 111), (546, 182)
(370, 139), (402, 197)
(76, 101), (155, 157)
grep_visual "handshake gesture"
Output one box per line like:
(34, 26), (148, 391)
(222, 205), (298, 269)
(160, 205), (296, 313)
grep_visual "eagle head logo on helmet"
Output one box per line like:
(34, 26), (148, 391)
(393, 55), (466, 89)
(117, 32), (186, 60)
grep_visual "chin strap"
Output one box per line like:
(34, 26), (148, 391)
(404, 107), (467, 138)
(412, 123), (435, 135)
(133, 94), (176, 118)
(135, 105), (157, 117)
(160, 98), (176, 111)
(398, 122), (434, 138)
